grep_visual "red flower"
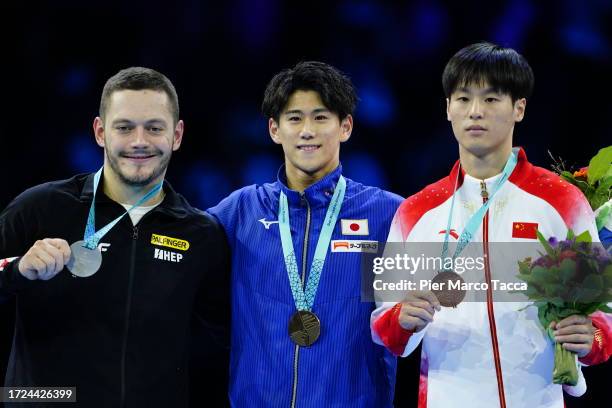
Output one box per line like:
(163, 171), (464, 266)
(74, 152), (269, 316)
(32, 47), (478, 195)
(559, 250), (577, 262)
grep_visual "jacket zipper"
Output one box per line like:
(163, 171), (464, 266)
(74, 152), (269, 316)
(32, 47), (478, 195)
(480, 181), (507, 408)
(291, 194), (311, 408)
(120, 225), (139, 408)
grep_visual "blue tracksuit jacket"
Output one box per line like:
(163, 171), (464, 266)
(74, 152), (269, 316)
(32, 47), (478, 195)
(207, 165), (402, 407)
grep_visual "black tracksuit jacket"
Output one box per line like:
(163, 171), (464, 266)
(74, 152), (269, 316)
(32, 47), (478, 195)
(0, 173), (230, 407)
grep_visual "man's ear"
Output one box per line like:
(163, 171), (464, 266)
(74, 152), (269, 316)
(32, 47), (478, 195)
(172, 120), (184, 151)
(93, 117), (105, 148)
(446, 98), (451, 121)
(514, 98), (526, 122)
(339, 114), (353, 143)
(269, 118), (281, 144)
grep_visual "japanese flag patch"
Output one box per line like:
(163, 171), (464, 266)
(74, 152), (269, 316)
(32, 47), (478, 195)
(341, 219), (369, 235)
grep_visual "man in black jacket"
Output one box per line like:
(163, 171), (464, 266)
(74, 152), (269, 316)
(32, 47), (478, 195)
(0, 67), (230, 407)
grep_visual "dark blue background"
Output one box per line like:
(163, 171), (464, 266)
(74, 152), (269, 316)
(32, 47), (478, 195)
(1, 1), (610, 406)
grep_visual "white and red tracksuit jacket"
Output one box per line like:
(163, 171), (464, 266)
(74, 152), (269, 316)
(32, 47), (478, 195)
(371, 148), (612, 408)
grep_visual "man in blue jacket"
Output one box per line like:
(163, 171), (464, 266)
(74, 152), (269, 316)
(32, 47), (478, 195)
(208, 61), (402, 407)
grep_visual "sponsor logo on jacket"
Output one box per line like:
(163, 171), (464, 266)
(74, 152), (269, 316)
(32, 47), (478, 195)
(331, 240), (378, 253)
(153, 248), (183, 263)
(151, 234), (190, 251)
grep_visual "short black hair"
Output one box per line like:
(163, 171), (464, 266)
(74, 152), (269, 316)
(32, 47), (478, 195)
(442, 42), (534, 102)
(262, 61), (357, 122)
(100, 67), (179, 124)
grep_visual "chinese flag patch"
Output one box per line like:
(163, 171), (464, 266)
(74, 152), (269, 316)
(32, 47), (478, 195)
(512, 222), (538, 239)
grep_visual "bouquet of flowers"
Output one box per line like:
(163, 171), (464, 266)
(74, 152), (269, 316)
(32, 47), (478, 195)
(551, 145), (612, 234)
(517, 229), (612, 385)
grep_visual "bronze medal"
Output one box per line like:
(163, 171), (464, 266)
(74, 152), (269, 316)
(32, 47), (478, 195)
(431, 270), (466, 308)
(288, 310), (321, 347)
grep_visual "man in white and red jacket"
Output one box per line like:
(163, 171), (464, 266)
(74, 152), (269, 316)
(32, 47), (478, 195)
(371, 42), (611, 408)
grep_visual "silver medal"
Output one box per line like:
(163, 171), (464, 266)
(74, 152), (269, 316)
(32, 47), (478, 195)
(66, 240), (102, 277)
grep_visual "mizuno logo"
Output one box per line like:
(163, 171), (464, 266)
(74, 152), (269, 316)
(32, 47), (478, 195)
(259, 218), (279, 229)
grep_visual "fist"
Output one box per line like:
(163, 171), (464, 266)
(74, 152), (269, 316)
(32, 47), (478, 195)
(398, 290), (441, 332)
(18, 239), (71, 281)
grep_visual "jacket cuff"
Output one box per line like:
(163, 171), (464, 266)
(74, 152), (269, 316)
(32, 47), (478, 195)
(0, 257), (31, 293)
(372, 303), (413, 356)
(579, 311), (612, 366)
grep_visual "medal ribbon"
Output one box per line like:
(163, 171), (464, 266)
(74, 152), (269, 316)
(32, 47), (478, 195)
(82, 167), (163, 249)
(441, 148), (519, 263)
(278, 176), (346, 311)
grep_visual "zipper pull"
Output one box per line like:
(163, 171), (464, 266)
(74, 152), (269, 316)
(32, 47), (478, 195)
(480, 181), (489, 200)
(133, 226), (139, 240)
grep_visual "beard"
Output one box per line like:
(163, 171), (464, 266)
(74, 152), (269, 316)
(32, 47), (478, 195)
(105, 146), (172, 187)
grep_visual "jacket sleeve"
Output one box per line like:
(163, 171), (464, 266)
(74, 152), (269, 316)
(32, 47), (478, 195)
(370, 209), (427, 357)
(206, 188), (247, 249)
(192, 216), (232, 349)
(579, 310), (612, 366)
(189, 215), (232, 404)
(0, 188), (44, 297)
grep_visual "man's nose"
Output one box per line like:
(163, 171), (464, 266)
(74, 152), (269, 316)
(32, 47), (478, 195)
(299, 119), (315, 139)
(131, 126), (148, 146)
(469, 100), (483, 120)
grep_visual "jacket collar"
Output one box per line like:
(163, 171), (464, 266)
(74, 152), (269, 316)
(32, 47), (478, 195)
(79, 171), (190, 219)
(276, 164), (344, 208)
(448, 147), (529, 193)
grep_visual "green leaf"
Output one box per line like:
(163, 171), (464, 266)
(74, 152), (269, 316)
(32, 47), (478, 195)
(560, 170), (576, 185)
(583, 274), (603, 290)
(536, 230), (555, 257)
(548, 297), (565, 307)
(600, 304), (612, 313)
(544, 284), (566, 299)
(595, 200), (611, 231)
(566, 229), (575, 241)
(558, 308), (582, 316)
(595, 175), (612, 195)
(518, 259), (532, 275)
(575, 230), (592, 243)
(588, 146), (612, 184)
(590, 191), (610, 212)
(532, 266), (560, 284)
(603, 266), (612, 288)
(559, 259), (576, 284)
(573, 275), (603, 303)
(574, 179), (592, 192)
(522, 285), (544, 301)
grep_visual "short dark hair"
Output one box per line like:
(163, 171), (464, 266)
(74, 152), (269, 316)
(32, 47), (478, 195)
(99, 67), (179, 124)
(442, 42), (534, 102)
(262, 61), (357, 122)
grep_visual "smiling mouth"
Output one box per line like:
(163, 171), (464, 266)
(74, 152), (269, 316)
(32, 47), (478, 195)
(121, 154), (157, 161)
(297, 145), (321, 152)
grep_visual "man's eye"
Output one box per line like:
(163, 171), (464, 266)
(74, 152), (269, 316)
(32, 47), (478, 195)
(287, 116), (300, 122)
(485, 97), (499, 103)
(116, 126), (131, 132)
(456, 96), (469, 102)
(315, 115), (328, 120)
(149, 127), (164, 133)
